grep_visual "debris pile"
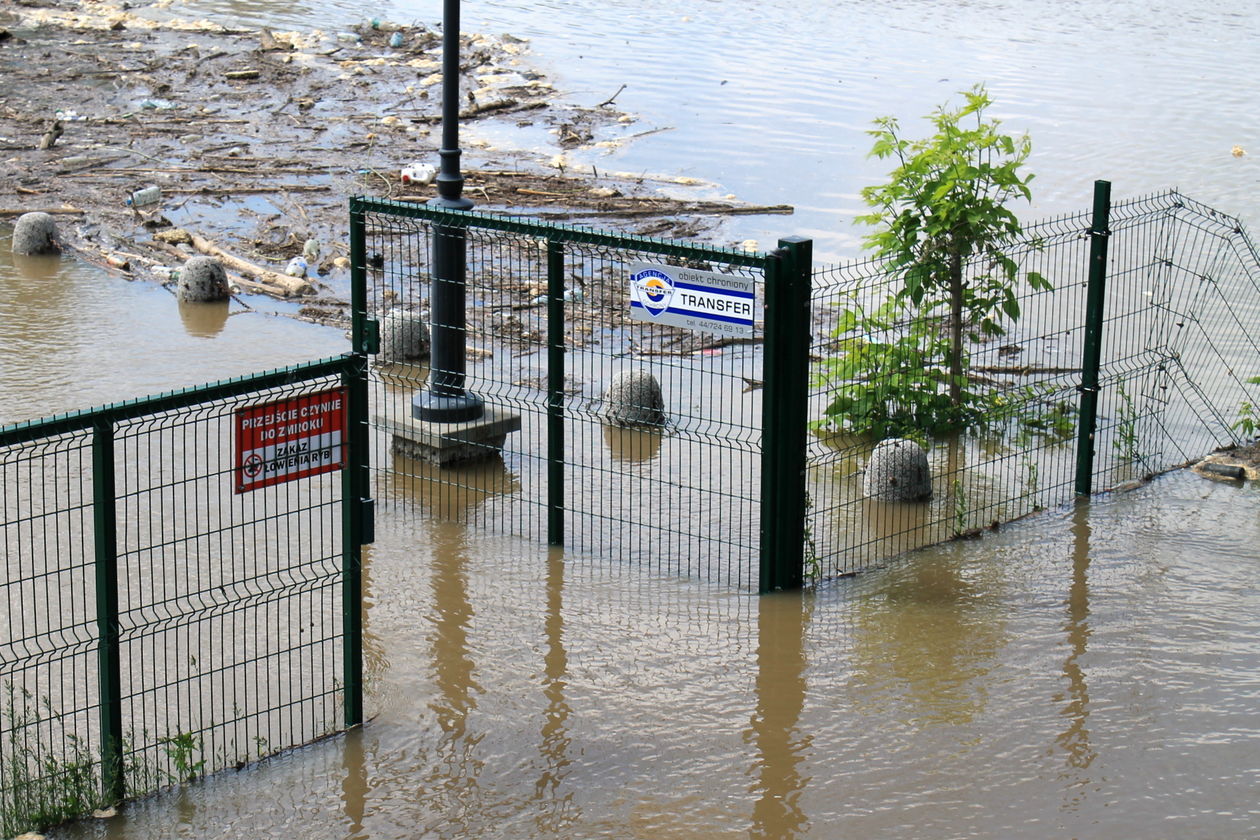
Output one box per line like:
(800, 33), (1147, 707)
(0, 0), (791, 324)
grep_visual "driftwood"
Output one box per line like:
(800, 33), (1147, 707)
(536, 202), (794, 218)
(146, 237), (301, 301)
(189, 235), (312, 296)
(37, 120), (63, 150)
(973, 365), (1083, 375)
(0, 206), (85, 217)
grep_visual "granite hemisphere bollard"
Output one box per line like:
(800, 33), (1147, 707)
(176, 256), (229, 302)
(862, 438), (933, 501)
(11, 212), (61, 255)
(377, 308), (430, 363)
(603, 370), (666, 427)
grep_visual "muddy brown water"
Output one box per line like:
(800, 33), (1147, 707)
(5, 0), (1260, 835)
(7, 228), (1260, 839)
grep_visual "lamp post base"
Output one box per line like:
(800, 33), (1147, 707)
(412, 390), (485, 424)
(383, 402), (522, 466)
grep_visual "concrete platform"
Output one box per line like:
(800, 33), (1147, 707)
(377, 406), (522, 466)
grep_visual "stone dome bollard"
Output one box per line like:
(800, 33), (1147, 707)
(176, 256), (229, 302)
(603, 370), (666, 427)
(11, 212), (61, 255)
(862, 438), (932, 501)
(377, 308), (430, 362)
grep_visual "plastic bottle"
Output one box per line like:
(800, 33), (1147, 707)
(126, 186), (161, 207)
(401, 162), (437, 186)
(389, 32), (404, 48)
(285, 256), (308, 277)
(303, 238), (321, 261)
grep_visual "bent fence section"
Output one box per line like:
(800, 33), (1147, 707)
(807, 190), (1260, 577)
(0, 355), (368, 835)
(353, 189), (1260, 589)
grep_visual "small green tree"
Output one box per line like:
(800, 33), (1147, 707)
(819, 85), (1050, 437)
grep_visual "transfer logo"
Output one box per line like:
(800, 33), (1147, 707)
(630, 267), (675, 316)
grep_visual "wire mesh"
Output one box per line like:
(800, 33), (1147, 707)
(359, 204), (767, 589)
(1, 362), (355, 832)
(0, 431), (99, 836)
(112, 376), (346, 795)
(807, 190), (1260, 580)
(357, 192), (1260, 589)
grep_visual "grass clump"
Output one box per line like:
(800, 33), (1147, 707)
(1, 683), (104, 837)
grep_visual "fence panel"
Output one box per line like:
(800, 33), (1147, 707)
(806, 190), (1260, 581)
(110, 376), (348, 794)
(0, 431), (100, 836)
(1090, 193), (1260, 485)
(354, 191), (1260, 589)
(354, 200), (770, 589)
(0, 356), (364, 834)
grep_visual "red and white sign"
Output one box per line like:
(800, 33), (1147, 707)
(235, 388), (348, 493)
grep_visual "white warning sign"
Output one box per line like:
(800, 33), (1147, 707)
(628, 262), (755, 337)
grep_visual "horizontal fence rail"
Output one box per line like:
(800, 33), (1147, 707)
(1, 355), (367, 835)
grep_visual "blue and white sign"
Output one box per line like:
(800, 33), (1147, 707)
(628, 262), (755, 337)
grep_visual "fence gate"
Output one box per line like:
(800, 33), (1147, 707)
(351, 198), (810, 592)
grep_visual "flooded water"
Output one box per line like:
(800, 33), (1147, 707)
(51, 474), (1260, 839)
(7, 0), (1260, 836)
(171, 0), (1258, 261)
(0, 229), (347, 423)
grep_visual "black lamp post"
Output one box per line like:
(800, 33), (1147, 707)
(413, 0), (484, 423)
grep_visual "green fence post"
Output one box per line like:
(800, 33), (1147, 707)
(1075, 180), (1112, 496)
(348, 198), (378, 355)
(546, 238), (565, 545)
(92, 417), (124, 803)
(341, 353), (369, 727)
(759, 237), (813, 592)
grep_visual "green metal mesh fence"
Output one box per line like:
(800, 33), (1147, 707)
(356, 200), (769, 589)
(355, 191), (1260, 590)
(807, 191), (1260, 579)
(0, 430), (99, 835)
(1, 359), (359, 834)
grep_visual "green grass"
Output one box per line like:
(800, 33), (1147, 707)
(1, 683), (104, 838)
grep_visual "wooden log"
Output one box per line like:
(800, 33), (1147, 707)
(0, 207), (85, 217)
(189, 235), (312, 296)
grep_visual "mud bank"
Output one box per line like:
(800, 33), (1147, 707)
(0, 0), (790, 324)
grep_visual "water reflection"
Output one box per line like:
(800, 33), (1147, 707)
(176, 300), (230, 338)
(1, 240), (74, 342)
(602, 423), (664, 464)
(375, 361), (430, 394)
(850, 548), (1007, 726)
(341, 725), (369, 840)
(533, 546), (576, 834)
(356, 532), (390, 813)
(9, 250), (65, 283)
(387, 451), (522, 519)
(423, 520), (484, 838)
(1056, 500), (1097, 806)
(858, 496), (936, 558)
(749, 591), (811, 839)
